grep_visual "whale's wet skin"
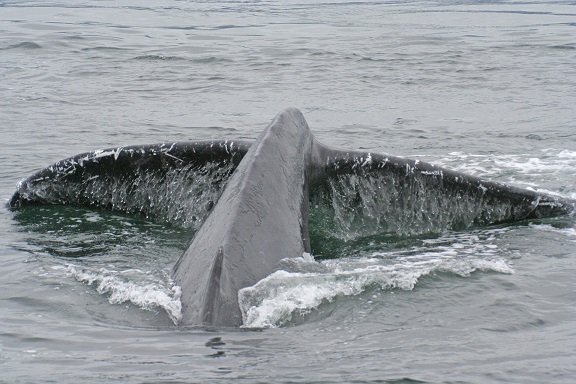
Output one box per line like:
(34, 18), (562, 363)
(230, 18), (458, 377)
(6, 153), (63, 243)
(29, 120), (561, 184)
(2, 0), (576, 382)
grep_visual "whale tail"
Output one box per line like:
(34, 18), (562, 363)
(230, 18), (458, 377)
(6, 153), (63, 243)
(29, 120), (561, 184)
(8, 108), (575, 327)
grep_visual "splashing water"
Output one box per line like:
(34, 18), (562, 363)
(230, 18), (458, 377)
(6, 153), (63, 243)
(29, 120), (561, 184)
(60, 264), (183, 324)
(239, 228), (515, 328)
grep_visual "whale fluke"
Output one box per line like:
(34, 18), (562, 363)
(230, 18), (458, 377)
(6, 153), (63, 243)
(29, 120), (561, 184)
(8, 108), (575, 327)
(8, 141), (252, 228)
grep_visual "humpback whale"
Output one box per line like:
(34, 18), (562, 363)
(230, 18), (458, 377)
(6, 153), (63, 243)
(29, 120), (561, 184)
(9, 108), (575, 327)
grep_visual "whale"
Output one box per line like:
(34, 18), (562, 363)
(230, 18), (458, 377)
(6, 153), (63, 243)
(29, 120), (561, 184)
(9, 108), (575, 327)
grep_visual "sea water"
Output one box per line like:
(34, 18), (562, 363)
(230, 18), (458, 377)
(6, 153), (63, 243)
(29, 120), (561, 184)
(1, 1), (575, 382)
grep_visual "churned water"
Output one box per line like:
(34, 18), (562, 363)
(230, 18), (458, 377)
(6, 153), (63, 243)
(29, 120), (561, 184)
(1, 0), (575, 383)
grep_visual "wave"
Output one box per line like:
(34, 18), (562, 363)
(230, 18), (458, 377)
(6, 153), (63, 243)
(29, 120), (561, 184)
(132, 55), (187, 61)
(1, 41), (42, 50)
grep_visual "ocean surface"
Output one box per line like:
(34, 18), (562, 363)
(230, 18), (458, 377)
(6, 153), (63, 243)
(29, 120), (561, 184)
(1, 0), (575, 382)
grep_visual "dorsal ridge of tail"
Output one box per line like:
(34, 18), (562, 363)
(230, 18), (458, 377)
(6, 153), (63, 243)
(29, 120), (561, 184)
(201, 246), (225, 325)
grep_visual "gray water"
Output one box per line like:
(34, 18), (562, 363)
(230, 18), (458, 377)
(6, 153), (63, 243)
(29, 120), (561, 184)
(1, 0), (576, 382)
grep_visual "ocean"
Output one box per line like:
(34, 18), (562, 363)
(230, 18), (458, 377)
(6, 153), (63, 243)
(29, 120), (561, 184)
(1, 0), (575, 382)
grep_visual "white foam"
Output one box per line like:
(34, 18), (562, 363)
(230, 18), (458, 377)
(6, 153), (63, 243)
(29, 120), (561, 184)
(556, 150), (576, 159)
(529, 223), (576, 241)
(239, 230), (515, 328)
(435, 150), (576, 186)
(63, 264), (182, 324)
